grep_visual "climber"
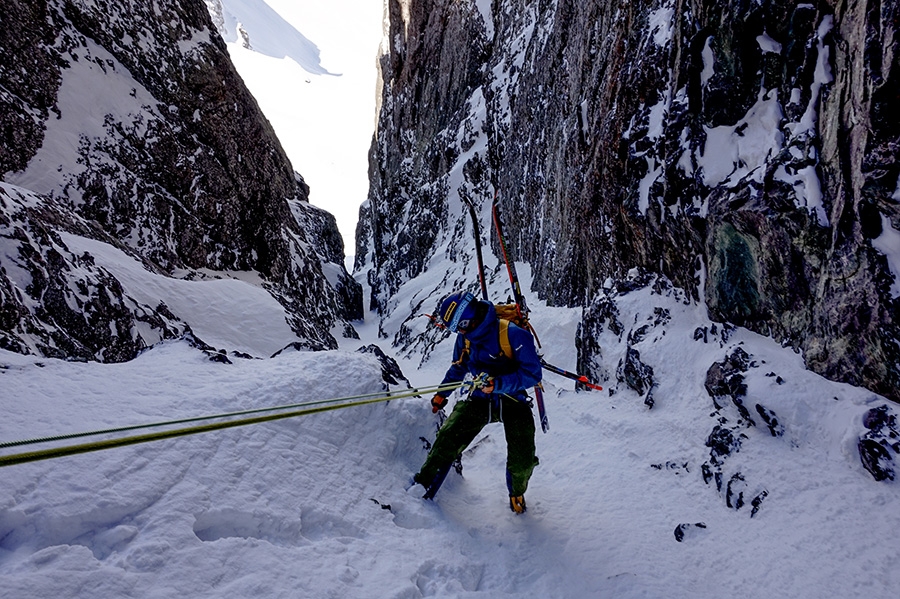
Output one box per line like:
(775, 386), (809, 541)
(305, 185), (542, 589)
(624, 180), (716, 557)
(413, 291), (542, 514)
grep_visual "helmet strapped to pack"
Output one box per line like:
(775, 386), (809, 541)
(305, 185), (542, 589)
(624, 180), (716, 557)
(439, 291), (477, 333)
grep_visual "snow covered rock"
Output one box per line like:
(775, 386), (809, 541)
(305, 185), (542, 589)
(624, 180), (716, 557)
(362, 0), (900, 402)
(0, 183), (187, 359)
(356, 344), (410, 388)
(705, 425), (743, 468)
(859, 404), (899, 481)
(755, 403), (785, 438)
(704, 347), (752, 415)
(673, 522), (707, 542)
(701, 346), (761, 503)
(617, 347), (656, 407)
(0, 0), (362, 360)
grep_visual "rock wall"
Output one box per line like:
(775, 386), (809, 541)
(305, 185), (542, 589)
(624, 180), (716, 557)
(360, 0), (899, 400)
(0, 182), (187, 360)
(0, 0), (361, 359)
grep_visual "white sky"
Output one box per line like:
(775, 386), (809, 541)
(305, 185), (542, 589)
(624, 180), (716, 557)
(225, 0), (384, 255)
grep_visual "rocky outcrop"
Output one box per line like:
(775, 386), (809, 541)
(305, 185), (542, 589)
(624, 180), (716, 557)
(1, 0), (361, 359)
(0, 183), (187, 359)
(859, 404), (899, 481)
(289, 184), (364, 324)
(356, 344), (411, 388)
(701, 345), (774, 512)
(361, 0), (899, 401)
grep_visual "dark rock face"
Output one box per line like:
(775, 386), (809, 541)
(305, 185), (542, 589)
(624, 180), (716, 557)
(701, 345), (774, 513)
(356, 344), (411, 388)
(362, 0), (900, 401)
(356, 0), (493, 313)
(0, 0), (61, 176)
(859, 404), (898, 481)
(617, 347), (655, 406)
(1, 184), (186, 359)
(1, 0), (362, 360)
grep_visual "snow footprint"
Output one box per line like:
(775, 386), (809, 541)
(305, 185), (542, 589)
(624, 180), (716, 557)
(414, 560), (484, 596)
(192, 507), (363, 546)
(0, 508), (140, 560)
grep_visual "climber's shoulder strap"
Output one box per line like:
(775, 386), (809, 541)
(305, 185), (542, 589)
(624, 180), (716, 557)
(455, 319), (515, 365)
(454, 338), (471, 366)
(499, 319), (513, 360)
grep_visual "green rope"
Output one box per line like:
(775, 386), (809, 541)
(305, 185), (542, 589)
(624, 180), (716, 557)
(0, 381), (467, 469)
(0, 382), (464, 450)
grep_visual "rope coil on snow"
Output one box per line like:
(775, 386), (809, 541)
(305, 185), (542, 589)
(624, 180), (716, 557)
(0, 381), (468, 469)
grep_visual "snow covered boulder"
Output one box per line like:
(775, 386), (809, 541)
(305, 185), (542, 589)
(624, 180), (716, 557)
(618, 347), (654, 396)
(674, 522), (707, 543)
(858, 404), (899, 482)
(859, 439), (894, 482)
(356, 344), (410, 388)
(704, 346), (752, 421)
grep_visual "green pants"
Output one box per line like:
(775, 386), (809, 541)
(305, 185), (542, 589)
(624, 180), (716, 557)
(415, 395), (538, 496)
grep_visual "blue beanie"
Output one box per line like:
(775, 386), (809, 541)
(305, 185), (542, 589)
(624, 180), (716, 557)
(438, 291), (477, 333)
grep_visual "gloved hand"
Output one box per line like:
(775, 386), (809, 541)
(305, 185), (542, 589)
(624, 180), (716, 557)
(476, 373), (495, 394)
(431, 394), (448, 413)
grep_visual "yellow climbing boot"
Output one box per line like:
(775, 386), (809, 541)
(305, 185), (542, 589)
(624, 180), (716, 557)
(509, 495), (526, 514)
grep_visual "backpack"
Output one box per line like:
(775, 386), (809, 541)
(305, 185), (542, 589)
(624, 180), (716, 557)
(494, 302), (541, 352)
(457, 303), (539, 364)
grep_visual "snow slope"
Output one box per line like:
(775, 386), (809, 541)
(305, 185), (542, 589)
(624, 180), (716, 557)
(1, 4), (897, 595)
(216, 0), (383, 254)
(57, 232), (297, 358)
(214, 0), (333, 74)
(1, 231), (898, 597)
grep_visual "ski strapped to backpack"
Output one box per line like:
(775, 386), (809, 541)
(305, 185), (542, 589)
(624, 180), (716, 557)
(446, 191), (604, 433)
(490, 193), (550, 432)
(490, 192), (604, 396)
(461, 194), (489, 301)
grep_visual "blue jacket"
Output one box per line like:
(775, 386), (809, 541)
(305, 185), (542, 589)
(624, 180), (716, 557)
(439, 303), (542, 401)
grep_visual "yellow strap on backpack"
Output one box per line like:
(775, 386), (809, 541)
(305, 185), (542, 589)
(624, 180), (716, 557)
(456, 318), (515, 365)
(499, 319), (513, 360)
